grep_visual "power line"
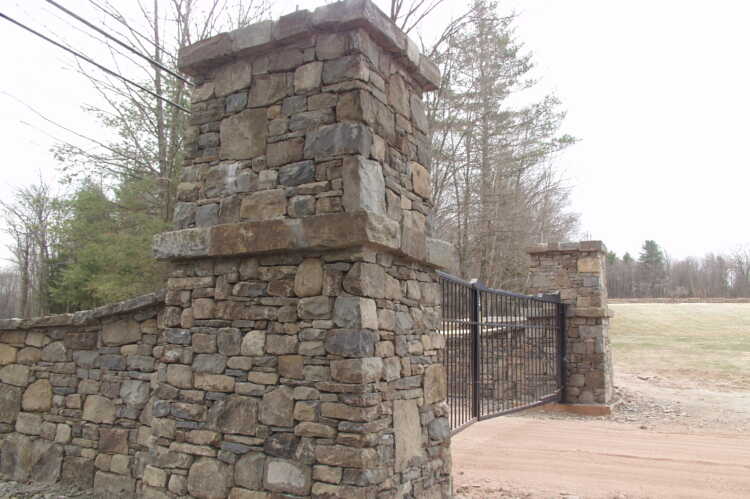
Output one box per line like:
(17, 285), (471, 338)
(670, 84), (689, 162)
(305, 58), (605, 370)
(35, 2), (153, 77)
(0, 11), (190, 114)
(87, 0), (173, 59)
(45, 0), (192, 87)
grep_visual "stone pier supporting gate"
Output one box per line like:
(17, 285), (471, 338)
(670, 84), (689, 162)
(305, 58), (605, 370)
(526, 241), (614, 406)
(151, 1), (455, 497)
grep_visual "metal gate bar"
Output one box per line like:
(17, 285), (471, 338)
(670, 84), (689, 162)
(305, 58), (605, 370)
(438, 272), (566, 433)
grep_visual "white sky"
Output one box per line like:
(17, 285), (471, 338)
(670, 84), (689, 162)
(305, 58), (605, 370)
(1, 0), (749, 265)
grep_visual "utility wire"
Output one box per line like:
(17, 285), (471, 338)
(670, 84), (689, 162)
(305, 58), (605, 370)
(88, 0), (173, 59)
(0, 11), (190, 114)
(45, 0), (192, 86)
(29, 2), (155, 83)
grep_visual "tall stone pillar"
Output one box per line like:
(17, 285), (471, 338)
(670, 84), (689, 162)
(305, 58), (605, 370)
(526, 241), (614, 406)
(152, 1), (454, 497)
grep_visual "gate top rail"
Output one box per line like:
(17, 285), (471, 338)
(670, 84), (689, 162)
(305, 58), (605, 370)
(436, 270), (561, 304)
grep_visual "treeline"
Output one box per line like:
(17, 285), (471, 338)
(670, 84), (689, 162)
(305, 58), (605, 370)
(607, 240), (750, 298)
(0, 0), (579, 318)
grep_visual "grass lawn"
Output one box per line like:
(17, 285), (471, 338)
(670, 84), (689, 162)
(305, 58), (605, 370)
(608, 303), (750, 389)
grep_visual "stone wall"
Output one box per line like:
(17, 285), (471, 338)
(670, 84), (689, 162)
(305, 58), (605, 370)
(0, 293), (163, 494)
(0, 1), (456, 498)
(526, 241), (614, 405)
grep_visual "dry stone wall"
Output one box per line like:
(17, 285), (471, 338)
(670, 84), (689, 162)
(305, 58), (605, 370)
(526, 241), (614, 405)
(0, 293), (163, 495)
(0, 1), (456, 498)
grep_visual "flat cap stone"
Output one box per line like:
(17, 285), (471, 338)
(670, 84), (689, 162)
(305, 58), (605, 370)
(154, 211), (403, 261)
(177, 0), (439, 91)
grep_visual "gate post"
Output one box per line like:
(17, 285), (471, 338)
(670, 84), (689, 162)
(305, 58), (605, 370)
(526, 242), (614, 406)
(151, 1), (456, 497)
(470, 283), (481, 421)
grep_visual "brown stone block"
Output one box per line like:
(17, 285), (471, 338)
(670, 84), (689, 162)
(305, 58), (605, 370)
(393, 398), (424, 471)
(248, 73), (292, 108)
(423, 364), (447, 405)
(0, 384), (21, 424)
(99, 428), (129, 454)
(320, 402), (378, 422)
(314, 445), (378, 469)
(209, 395), (258, 435)
(400, 210), (427, 262)
(209, 219), (299, 256)
(63, 332), (97, 350)
(279, 355), (304, 379)
(220, 108), (268, 160)
(311, 482), (377, 499)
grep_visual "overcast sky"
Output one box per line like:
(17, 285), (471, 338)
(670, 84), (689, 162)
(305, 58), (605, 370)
(1, 0), (749, 266)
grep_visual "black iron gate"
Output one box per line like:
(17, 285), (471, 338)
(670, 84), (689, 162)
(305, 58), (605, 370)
(438, 271), (566, 433)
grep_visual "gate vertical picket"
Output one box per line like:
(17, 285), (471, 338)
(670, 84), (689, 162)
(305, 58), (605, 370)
(439, 271), (566, 433)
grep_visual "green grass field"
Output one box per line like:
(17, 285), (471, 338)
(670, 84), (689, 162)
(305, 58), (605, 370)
(609, 303), (750, 389)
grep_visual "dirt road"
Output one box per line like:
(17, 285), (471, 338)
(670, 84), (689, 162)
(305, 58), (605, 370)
(452, 417), (750, 498)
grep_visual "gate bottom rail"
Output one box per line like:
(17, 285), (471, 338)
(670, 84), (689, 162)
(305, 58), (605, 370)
(439, 271), (566, 433)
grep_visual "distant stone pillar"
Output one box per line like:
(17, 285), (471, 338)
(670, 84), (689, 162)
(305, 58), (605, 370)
(151, 1), (455, 497)
(526, 241), (614, 405)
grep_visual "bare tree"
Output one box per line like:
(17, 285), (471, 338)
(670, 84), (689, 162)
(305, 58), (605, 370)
(0, 179), (65, 317)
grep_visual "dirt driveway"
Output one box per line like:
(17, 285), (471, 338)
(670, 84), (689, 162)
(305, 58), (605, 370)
(452, 416), (750, 498)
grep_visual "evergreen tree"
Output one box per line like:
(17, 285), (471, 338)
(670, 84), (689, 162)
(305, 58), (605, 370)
(637, 240), (666, 297)
(50, 181), (168, 312)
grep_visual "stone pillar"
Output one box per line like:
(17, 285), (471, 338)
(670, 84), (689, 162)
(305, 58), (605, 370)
(526, 241), (614, 406)
(152, 1), (455, 497)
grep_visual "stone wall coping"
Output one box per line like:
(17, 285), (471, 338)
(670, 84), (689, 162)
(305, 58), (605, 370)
(527, 240), (606, 255)
(178, 0), (440, 91)
(154, 211), (453, 270)
(569, 305), (615, 319)
(0, 290), (165, 331)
